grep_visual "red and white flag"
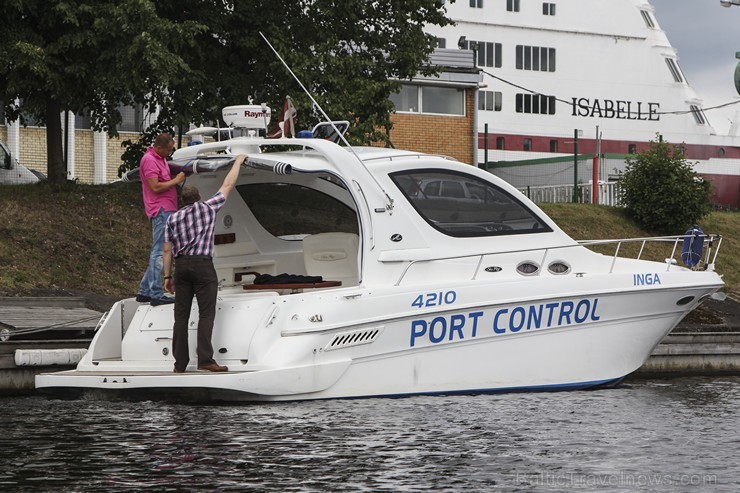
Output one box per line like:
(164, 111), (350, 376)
(266, 96), (297, 138)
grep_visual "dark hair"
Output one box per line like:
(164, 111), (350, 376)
(154, 133), (174, 148)
(181, 184), (201, 205)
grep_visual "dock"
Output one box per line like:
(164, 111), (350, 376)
(0, 297), (101, 394)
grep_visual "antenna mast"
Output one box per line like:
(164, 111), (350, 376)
(259, 32), (393, 210)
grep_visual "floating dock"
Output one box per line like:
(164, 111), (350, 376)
(0, 297), (100, 394)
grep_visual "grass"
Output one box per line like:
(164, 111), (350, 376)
(0, 183), (736, 302)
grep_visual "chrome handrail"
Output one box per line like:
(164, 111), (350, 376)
(392, 233), (722, 286)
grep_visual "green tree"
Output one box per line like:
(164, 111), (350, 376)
(620, 136), (712, 234)
(1, 0), (452, 179)
(0, 0), (206, 183)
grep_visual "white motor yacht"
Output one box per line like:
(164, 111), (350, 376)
(36, 106), (724, 401)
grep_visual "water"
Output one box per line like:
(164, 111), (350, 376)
(2, 376), (739, 492)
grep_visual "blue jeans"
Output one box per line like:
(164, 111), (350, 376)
(138, 208), (173, 299)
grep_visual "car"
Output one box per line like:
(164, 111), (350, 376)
(0, 139), (44, 184)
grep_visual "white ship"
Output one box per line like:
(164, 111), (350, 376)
(424, 0), (740, 207)
(36, 105), (724, 402)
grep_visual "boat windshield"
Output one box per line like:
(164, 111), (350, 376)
(390, 169), (552, 237)
(237, 181), (359, 239)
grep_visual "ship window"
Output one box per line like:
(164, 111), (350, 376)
(479, 91), (502, 111)
(469, 0), (483, 7)
(436, 37), (446, 49)
(543, 3), (556, 15)
(390, 169), (552, 238)
(628, 144), (637, 154)
(665, 58), (684, 83)
(466, 40), (502, 68)
(690, 105), (707, 125)
(640, 10), (655, 28)
(496, 137), (505, 150)
(719, 147), (725, 157)
(516, 45), (556, 72)
(550, 140), (558, 152)
(523, 138), (532, 151)
(507, 0), (520, 12)
(515, 93), (556, 115)
(237, 182), (358, 238)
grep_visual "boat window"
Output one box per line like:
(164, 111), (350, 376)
(237, 183), (358, 238)
(390, 169), (552, 237)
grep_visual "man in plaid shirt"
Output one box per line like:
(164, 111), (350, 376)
(163, 154), (247, 373)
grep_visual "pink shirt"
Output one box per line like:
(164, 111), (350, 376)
(140, 147), (178, 218)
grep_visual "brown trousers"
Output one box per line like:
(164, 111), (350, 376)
(172, 256), (218, 371)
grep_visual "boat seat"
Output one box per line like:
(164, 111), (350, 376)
(302, 232), (359, 287)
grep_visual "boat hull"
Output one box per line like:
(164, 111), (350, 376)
(36, 281), (720, 402)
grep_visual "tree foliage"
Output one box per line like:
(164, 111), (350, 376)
(0, 0), (452, 181)
(620, 136), (712, 234)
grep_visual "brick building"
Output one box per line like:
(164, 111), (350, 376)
(386, 48), (483, 166)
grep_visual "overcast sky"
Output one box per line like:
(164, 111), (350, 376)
(650, 0), (740, 135)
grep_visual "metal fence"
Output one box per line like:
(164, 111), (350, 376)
(517, 182), (622, 206)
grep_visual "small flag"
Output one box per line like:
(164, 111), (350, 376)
(266, 96), (297, 138)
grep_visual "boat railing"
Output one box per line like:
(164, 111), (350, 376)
(393, 233), (722, 286)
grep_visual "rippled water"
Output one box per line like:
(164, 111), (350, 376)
(2, 376), (739, 492)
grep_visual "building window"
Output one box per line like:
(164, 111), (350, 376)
(516, 46), (556, 72)
(436, 37), (446, 48)
(543, 3), (556, 15)
(690, 105), (707, 125)
(390, 85), (419, 112)
(469, 0), (483, 7)
(665, 58), (684, 83)
(465, 40), (502, 68)
(628, 144), (637, 154)
(507, 0), (520, 12)
(496, 137), (505, 150)
(118, 104), (143, 132)
(479, 91), (502, 111)
(640, 10), (655, 28)
(515, 93), (556, 115)
(390, 84), (465, 116)
(523, 138), (532, 151)
(550, 139), (558, 152)
(74, 110), (91, 130)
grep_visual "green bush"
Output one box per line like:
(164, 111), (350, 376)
(620, 137), (712, 234)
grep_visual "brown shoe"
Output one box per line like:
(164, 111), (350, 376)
(197, 362), (228, 372)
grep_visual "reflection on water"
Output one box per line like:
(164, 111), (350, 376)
(1, 377), (739, 492)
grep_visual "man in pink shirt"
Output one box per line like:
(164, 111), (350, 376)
(136, 133), (186, 306)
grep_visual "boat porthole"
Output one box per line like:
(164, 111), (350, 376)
(516, 261), (540, 276)
(162, 347), (169, 356)
(676, 296), (695, 306)
(547, 261), (571, 275)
